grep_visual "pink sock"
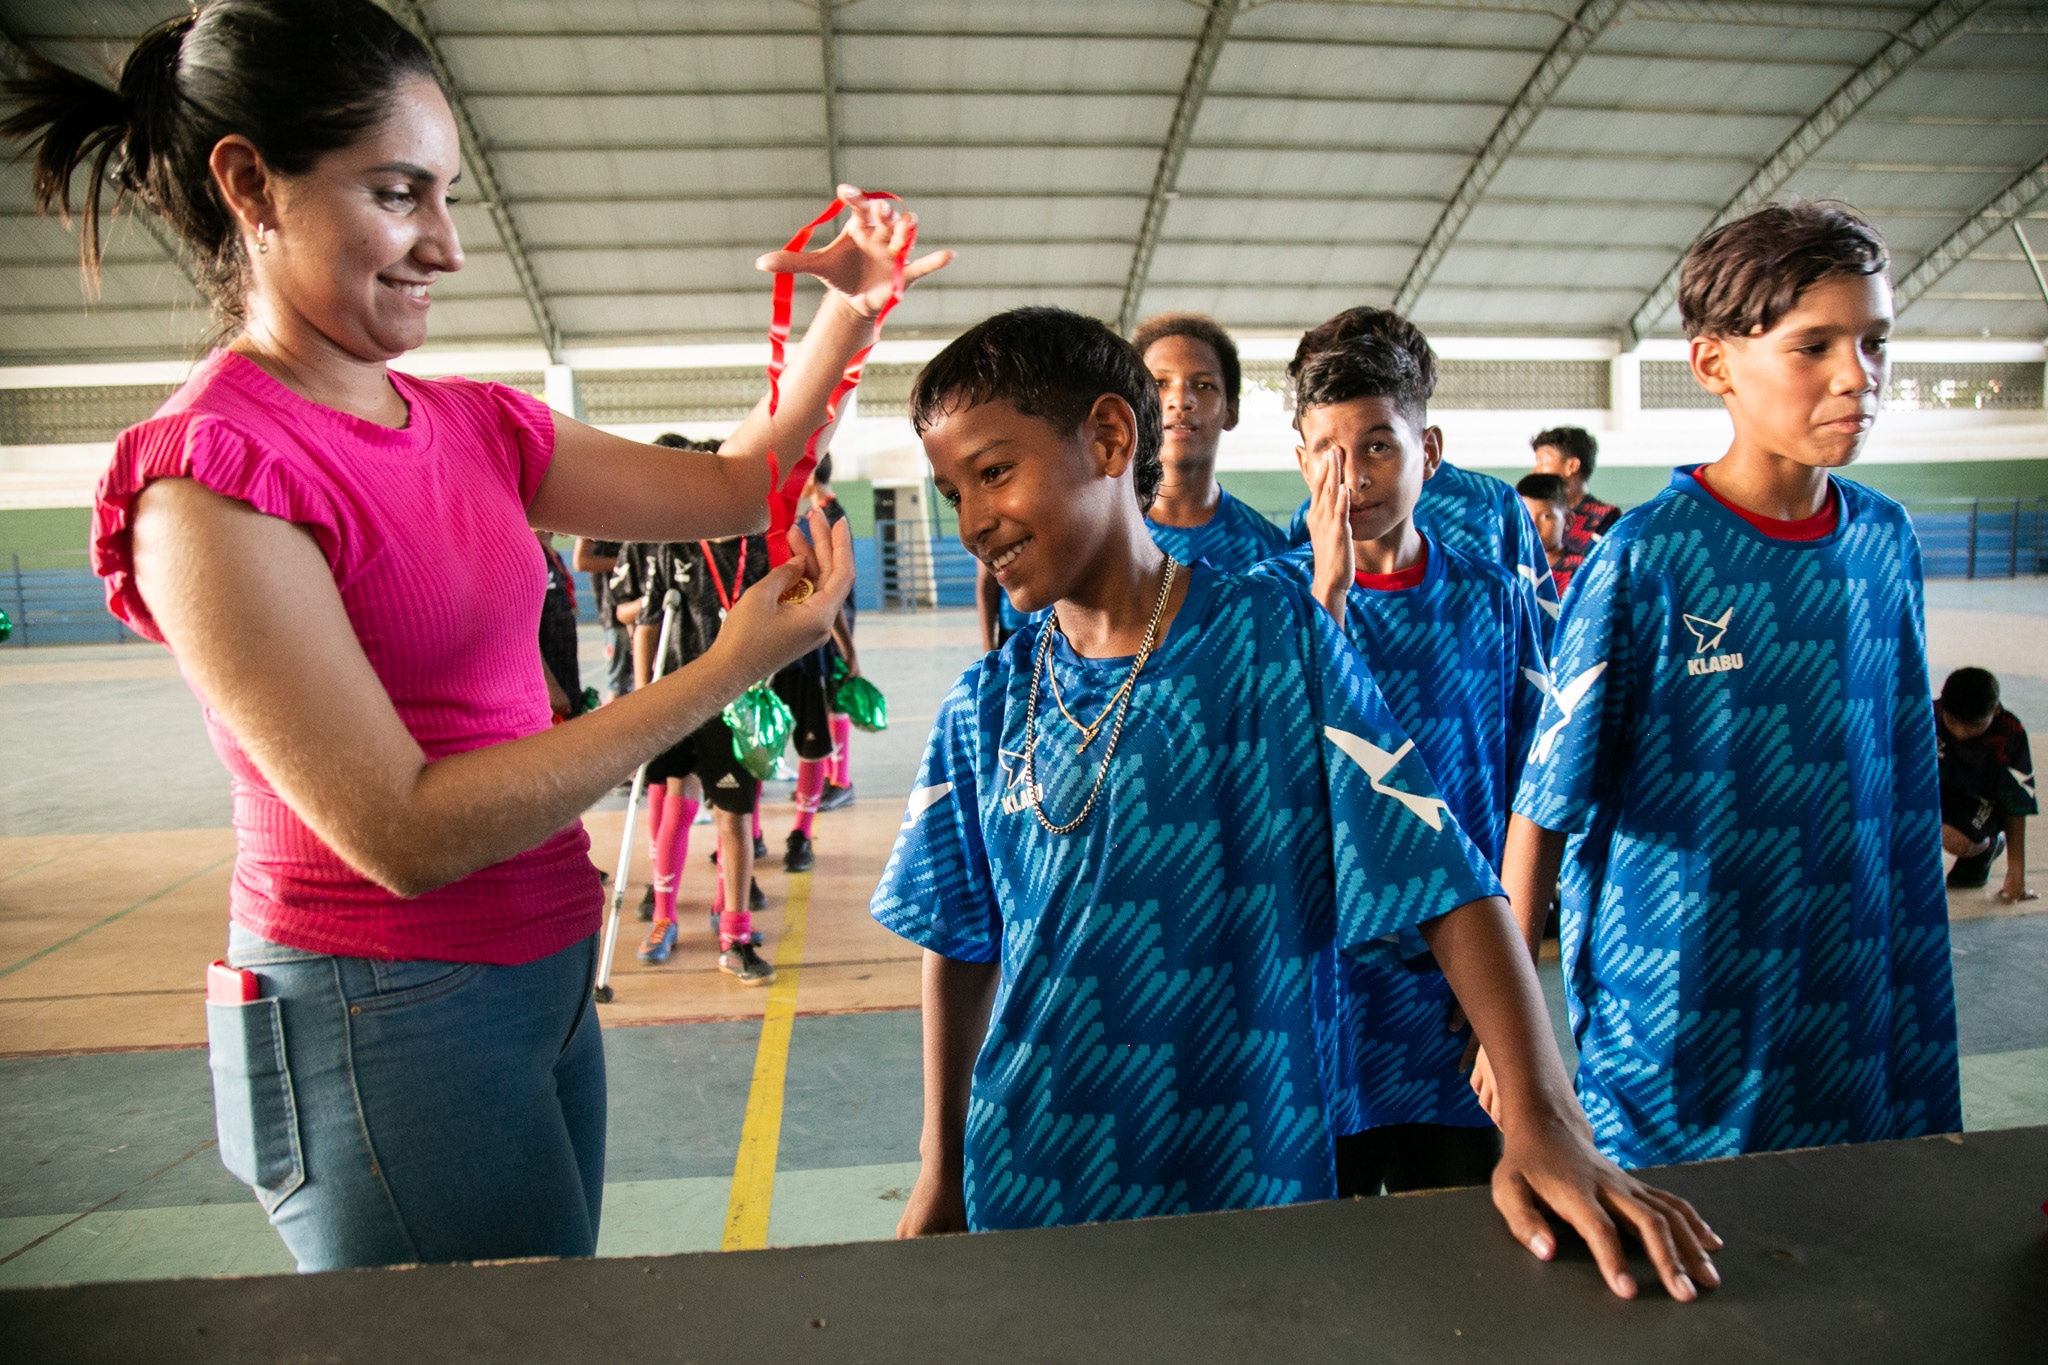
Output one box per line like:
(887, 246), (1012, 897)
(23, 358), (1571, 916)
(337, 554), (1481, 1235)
(793, 758), (825, 838)
(829, 714), (852, 787)
(751, 808), (763, 845)
(719, 908), (753, 951)
(652, 797), (695, 923)
(645, 783), (667, 866)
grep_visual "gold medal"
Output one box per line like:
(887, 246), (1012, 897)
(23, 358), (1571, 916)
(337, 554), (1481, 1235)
(779, 577), (816, 605)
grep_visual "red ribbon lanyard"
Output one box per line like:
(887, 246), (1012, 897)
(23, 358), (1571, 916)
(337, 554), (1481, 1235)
(760, 192), (915, 564)
(699, 542), (739, 618)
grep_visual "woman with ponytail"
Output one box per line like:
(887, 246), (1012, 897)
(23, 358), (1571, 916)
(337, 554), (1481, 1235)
(2, 0), (947, 1271)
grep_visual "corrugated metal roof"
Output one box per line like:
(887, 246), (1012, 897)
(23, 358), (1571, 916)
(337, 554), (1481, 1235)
(1, 0), (2043, 362)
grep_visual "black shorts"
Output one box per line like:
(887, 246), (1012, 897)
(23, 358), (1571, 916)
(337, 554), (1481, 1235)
(1334, 1123), (1501, 1198)
(774, 656), (837, 761)
(1941, 790), (1998, 842)
(642, 718), (759, 814)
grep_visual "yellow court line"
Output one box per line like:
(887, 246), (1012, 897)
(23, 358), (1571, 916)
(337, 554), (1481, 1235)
(720, 872), (810, 1251)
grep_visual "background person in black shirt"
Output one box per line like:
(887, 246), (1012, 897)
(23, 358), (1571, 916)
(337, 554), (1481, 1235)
(574, 536), (628, 701)
(636, 531), (778, 984)
(1936, 667), (2038, 902)
(535, 531), (585, 719)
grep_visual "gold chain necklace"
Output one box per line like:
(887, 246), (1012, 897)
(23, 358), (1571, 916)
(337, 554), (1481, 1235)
(1046, 638), (1134, 752)
(1023, 557), (1178, 836)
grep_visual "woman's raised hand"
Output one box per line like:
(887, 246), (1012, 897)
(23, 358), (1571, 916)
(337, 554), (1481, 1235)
(754, 184), (954, 318)
(707, 509), (858, 686)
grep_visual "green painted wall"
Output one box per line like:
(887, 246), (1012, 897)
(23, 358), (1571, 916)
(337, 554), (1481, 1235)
(0, 507), (93, 569)
(830, 479), (874, 537)
(1218, 470), (1310, 521)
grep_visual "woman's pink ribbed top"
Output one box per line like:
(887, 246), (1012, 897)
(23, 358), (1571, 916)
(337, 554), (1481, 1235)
(94, 351), (600, 964)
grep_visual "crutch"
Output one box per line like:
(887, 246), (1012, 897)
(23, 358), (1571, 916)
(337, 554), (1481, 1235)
(593, 588), (683, 1004)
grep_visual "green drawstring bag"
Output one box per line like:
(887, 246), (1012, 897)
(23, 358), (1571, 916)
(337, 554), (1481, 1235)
(724, 682), (795, 780)
(832, 673), (889, 733)
(0, 607), (11, 644)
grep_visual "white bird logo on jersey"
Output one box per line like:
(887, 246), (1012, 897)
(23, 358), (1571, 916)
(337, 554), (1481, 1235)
(902, 783), (953, 828)
(1518, 564), (1563, 619)
(1525, 662), (1609, 763)
(1324, 728), (1449, 830)
(1681, 607), (1733, 654)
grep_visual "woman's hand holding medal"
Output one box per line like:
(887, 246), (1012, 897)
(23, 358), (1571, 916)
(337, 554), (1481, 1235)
(708, 508), (856, 689)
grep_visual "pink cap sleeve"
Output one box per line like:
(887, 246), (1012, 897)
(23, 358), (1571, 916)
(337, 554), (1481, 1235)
(93, 413), (343, 643)
(479, 381), (558, 508)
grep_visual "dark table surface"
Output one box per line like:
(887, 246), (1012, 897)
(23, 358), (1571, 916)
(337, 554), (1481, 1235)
(6, 1127), (2045, 1363)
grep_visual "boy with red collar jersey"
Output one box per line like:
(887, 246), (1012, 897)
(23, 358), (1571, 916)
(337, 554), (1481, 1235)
(1284, 310), (1557, 629)
(873, 306), (1718, 1303)
(1500, 203), (1961, 1169)
(1254, 312), (1551, 1199)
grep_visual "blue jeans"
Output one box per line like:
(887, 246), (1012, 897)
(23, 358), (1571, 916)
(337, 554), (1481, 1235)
(209, 924), (606, 1271)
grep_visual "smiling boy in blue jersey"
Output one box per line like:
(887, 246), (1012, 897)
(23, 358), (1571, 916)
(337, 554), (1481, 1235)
(1284, 309), (1558, 627)
(1133, 312), (1291, 573)
(1255, 327), (1552, 1200)
(874, 306), (1718, 1303)
(1495, 203), (1962, 1168)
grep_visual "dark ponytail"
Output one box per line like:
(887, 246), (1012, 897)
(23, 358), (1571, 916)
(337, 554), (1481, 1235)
(1, 0), (439, 327)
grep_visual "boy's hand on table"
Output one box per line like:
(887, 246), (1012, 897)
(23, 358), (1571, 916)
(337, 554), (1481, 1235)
(1493, 1112), (1722, 1303)
(896, 1165), (968, 1238)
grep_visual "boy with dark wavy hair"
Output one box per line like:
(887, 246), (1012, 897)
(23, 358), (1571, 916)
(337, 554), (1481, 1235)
(872, 306), (1717, 1304)
(1501, 202), (1962, 1168)
(1285, 308), (1558, 628)
(1259, 319), (1551, 1200)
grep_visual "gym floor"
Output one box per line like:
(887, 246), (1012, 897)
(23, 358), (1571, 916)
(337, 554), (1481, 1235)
(3, 583), (2045, 1287)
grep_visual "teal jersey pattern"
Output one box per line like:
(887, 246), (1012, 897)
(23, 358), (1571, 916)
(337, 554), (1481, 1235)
(1146, 487), (1292, 573)
(1512, 466), (1961, 1168)
(1255, 540), (1549, 1133)
(872, 565), (1502, 1230)
(1289, 461), (1560, 630)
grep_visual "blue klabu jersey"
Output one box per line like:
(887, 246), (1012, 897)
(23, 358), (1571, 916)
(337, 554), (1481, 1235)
(1512, 467), (1960, 1168)
(1256, 541), (1549, 1133)
(872, 565), (1502, 1230)
(1146, 487), (1292, 573)
(1290, 461), (1559, 632)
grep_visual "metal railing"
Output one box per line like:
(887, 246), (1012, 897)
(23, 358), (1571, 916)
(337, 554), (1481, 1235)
(872, 516), (978, 611)
(4, 551), (142, 647)
(1903, 497), (2047, 579)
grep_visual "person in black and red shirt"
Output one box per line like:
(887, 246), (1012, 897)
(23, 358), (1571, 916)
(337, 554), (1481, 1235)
(1530, 426), (1619, 544)
(1936, 667), (2038, 901)
(1515, 473), (1585, 596)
